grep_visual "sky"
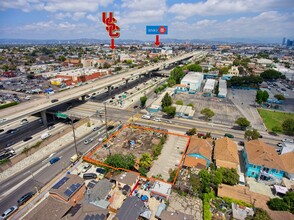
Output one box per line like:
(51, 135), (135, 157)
(0, 0), (294, 42)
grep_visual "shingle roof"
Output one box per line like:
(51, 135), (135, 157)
(115, 196), (145, 220)
(280, 152), (294, 173)
(186, 136), (212, 161)
(245, 140), (285, 170)
(214, 137), (239, 167)
(184, 155), (207, 169)
(87, 179), (113, 202)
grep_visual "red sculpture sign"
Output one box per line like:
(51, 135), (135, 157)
(102, 12), (120, 38)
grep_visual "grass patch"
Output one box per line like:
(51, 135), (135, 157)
(0, 101), (18, 109)
(257, 109), (294, 132)
(0, 158), (10, 165)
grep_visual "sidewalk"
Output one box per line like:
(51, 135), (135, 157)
(0, 122), (98, 182)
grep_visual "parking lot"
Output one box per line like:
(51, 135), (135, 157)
(174, 93), (243, 125)
(148, 134), (188, 181)
(228, 89), (266, 131)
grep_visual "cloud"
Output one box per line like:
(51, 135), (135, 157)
(86, 14), (99, 22)
(0, 0), (114, 12)
(169, 0), (294, 19)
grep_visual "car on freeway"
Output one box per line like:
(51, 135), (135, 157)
(153, 118), (161, 122)
(93, 126), (100, 131)
(107, 125), (115, 131)
(6, 128), (19, 134)
(282, 138), (293, 143)
(224, 133), (234, 138)
(17, 192), (34, 206)
(82, 164), (92, 173)
(141, 114), (151, 120)
(277, 143), (283, 147)
(1, 206), (18, 219)
(20, 118), (29, 125)
(0, 129), (4, 133)
(51, 99), (59, 103)
(23, 136), (33, 142)
(84, 138), (94, 145)
(0, 118), (7, 124)
(49, 157), (60, 164)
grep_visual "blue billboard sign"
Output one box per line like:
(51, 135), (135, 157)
(146, 26), (168, 35)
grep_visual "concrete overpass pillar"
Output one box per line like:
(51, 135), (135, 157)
(149, 71), (152, 78)
(81, 95), (86, 101)
(139, 74), (142, 82)
(41, 110), (48, 126)
(108, 85), (112, 95)
(125, 79), (129, 88)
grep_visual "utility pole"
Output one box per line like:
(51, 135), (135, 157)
(71, 117), (79, 158)
(104, 102), (111, 155)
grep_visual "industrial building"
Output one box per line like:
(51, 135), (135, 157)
(50, 68), (111, 86)
(203, 79), (216, 94)
(172, 104), (195, 119)
(178, 72), (203, 94)
(218, 79), (227, 98)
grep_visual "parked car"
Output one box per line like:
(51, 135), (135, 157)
(153, 118), (161, 122)
(93, 126), (100, 131)
(224, 133), (234, 138)
(277, 143), (283, 147)
(83, 173), (97, 180)
(96, 167), (106, 174)
(49, 157), (60, 164)
(23, 136), (33, 142)
(239, 141), (245, 146)
(1, 206), (18, 219)
(282, 138), (293, 143)
(82, 164), (92, 173)
(17, 192), (34, 206)
(107, 125), (115, 131)
(51, 99), (59, 103)
(141, 115), (151, 120)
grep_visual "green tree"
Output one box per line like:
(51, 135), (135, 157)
(140, 96), (147, 108)
(274, 94), (285, 101)
(104, 154), (135, 170)
(272, 126), (282, 134)
(167, 78), (176, 87)
(199, 169), (212, 193)
(138, 166), (148, 177)
(169, 67), (185, 84)
(262, 90), (269, 102)
(218, 167), (239, 185)
(58, 55), (66, 62)
(235, 117), (251, 130)
(161, 92), (172, 108)
(267, 198), (288, 211)
(139, 153), (153, 168)
(103, 62), (111, 69)
(168, 169), (178, 183)
(186, 64), (202, 72)
(244, 129), (260, 140)
(213, 170), (223, 186)
(201, 108), (215, 121)
(175, 100), (183, 105)
(282, 118), (294, 136)
(256, 90), (263, 104)
(219, 66), (229, 75)
(260, 69), (282, 80)
(186, 128), (197, 136)
(126, 59), (132, 65)
(163, 106), (176, 118)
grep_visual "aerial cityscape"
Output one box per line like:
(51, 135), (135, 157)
(0, 0), (294, 220)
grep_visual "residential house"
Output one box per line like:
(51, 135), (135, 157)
(114, 196), (145, 220)
(184, 136), (212, 169)
(214, 137), (239, 169)
(111, 171), (139, 194)
(228, 66), (240, 76)
(49, 174), (86, 206)
(242, 140), (285, 182)
(280, 152), (294, 180)
(86, 179), (113, 207)
(150, 180), (172, 201)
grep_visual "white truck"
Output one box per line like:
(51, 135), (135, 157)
(41, 132), (51, 140)
(70, 154), (80, 163)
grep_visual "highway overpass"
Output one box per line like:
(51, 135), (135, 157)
(0, 51), (205, 125)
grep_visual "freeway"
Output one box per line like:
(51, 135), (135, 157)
(0, 51), (203, 125)
(0, 126), (106, 214)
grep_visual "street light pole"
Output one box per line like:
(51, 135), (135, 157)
(104, 102), (111, 155)
(70, 117), (79, 158)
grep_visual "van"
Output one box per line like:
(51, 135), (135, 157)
(70, 154), (80, 163)
(83, 173), (97, 180)
(41, 132), (51, 140)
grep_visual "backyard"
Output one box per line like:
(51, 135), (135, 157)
(257, 109), (294, 132)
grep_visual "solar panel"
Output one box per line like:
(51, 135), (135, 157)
(64, 183), (82, 198)
(52, 177), (69, 189)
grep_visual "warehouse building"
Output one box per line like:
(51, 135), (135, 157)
(149, 88), (175, 113)
(172, 104), (195, 119)
(218, 79), (227, 98)
(203, 79), (216, 95)
(179, 72), (204, 94)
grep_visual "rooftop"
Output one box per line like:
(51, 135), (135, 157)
(87, 179), (113, 202)
(114, 196), (145, 220)
(214, 137), (239, 168)
(245, 140), (285, 171)
(150, 181), (172, 197)
(112, 172), (139, 186)
(186, 136), (212, 161)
